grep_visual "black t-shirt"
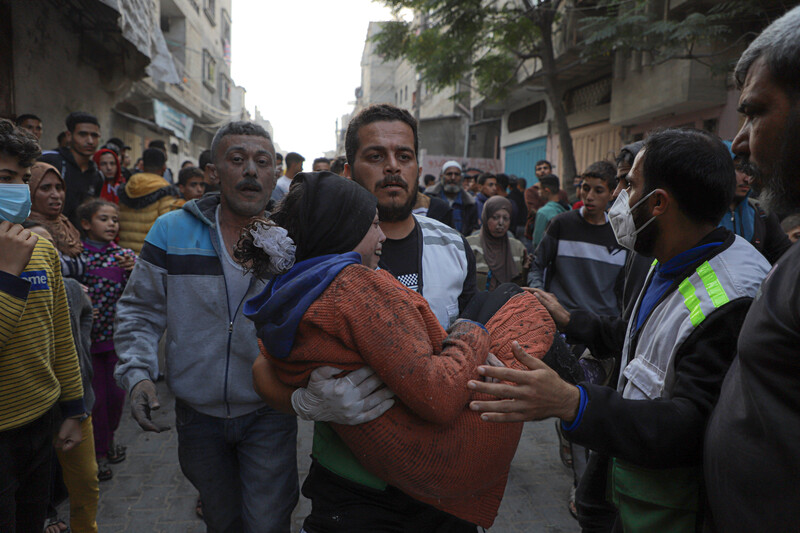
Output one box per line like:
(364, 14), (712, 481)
(378, 218), (477, 314)
(379, 222), (420, 292)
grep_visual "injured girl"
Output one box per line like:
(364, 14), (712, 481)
(236, 171), (578, 530)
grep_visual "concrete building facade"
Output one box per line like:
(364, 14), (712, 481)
(113, 0), (248, 172)
(488, 0), (791, 188)
(1, 0), (248, 174)
(339, 20), (473, 165)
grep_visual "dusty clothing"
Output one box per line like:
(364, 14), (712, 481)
(117, 172), (179, 254)
(249, 257), (556, 527)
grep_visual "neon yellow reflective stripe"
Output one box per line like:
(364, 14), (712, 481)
(678, 278), (706, 327)
(651, 259), (658, 267)
(696, 261), (730, 308)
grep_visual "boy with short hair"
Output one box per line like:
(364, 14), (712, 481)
(531, 174), (568, 248)
(177, 166), (207, 203)
(0, 119), (85, 531)
(529, 162), (626, 317)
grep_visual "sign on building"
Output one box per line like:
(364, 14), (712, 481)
(153, 100), (194, 141)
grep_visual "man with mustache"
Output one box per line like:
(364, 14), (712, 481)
(704, 7), (800, 531)
(343, 104), (477, 328)
(114, 122), (300, 532)
(424, 160), (479, 236)
(253, 104), (480, 532)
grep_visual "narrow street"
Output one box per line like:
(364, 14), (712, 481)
(61, 380), (579, 532)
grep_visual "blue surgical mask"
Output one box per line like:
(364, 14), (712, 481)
(0, 184), (32, 224)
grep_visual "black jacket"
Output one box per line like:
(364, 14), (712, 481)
(750, 199), (792, 263)
(566, 229), (752, 469)
(704, 240), (800, 532)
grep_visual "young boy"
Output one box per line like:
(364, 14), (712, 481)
(528, 161), (626, 317)
(0, 119), (85, 531)
(178, 166), (206, 202)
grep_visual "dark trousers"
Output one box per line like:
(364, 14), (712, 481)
(301, 460), (478, 533)
(576, 451), (618, 533)
(91, 349), (126, 458)
(0, 407), (56, 533)
(175, 400), (298, 533)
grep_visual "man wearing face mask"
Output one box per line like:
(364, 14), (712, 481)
(470, 128), (771, 531)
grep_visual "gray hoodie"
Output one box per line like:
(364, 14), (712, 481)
(114, 194), (272, 418)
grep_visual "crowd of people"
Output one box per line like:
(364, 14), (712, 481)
(1, 7), (800, 533)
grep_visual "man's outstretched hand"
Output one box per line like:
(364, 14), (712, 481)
(468, 342), (581, 423)
(130, 379), (170, 432)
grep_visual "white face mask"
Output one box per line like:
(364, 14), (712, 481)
(608, 188), (658, 251)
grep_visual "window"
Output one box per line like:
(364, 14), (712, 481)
(508, 101), (547, 132)
(204, 0), (215, 25)
(203, 49), (216, 91)
(221, 9), (231, 41)
(563, 77), (612, 115)
(221, 9), (231, 65)
(219, 73), (231, 108)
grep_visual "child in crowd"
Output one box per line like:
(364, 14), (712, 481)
(173, 166), (207, 209)
(76, 199), (136, 481)
(92, 148), (125, 204)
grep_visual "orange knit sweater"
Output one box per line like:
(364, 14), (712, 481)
(265, 264), (556, 527)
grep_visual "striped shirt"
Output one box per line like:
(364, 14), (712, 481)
(0, 237), (84, 431)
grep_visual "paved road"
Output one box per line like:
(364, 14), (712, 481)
(60, 380), (578, 532)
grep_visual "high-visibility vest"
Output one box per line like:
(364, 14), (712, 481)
(612, 235), (770, 532)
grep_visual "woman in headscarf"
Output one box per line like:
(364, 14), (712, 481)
(467, 196), (531, 291)
(237, 172), (561, 531)
(27, 162), (83, 260)
(92, 148), (124, 204)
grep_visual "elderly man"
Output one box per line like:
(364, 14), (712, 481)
(424, 160), (478, 235)
(704, 7), (800, 531)
(114, 122), (298, 532)
(471, 128), (770, 531)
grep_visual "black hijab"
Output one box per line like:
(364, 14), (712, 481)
(292, 171), (377, 261)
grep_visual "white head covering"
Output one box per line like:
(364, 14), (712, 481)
(441, 160), (462, 174)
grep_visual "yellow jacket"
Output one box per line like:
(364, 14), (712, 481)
(118, 172), (179, 254)
(0, 237), (84, 431)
